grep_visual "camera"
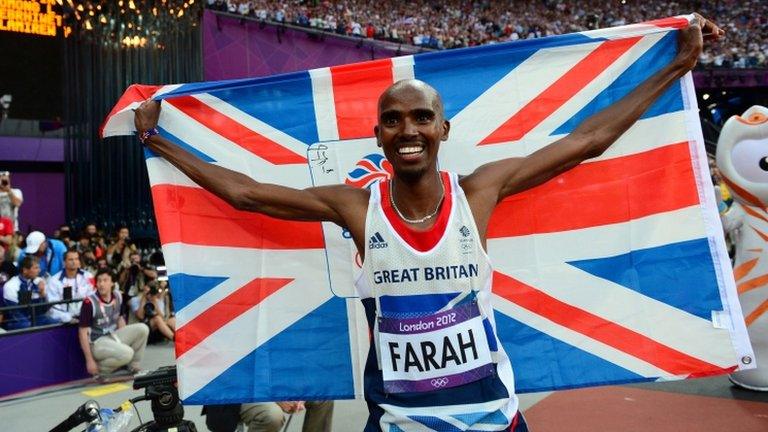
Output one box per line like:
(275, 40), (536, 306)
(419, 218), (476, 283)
(157, 265), (168, 282)
(132, 366), (197, 431)
(130, 262), (142, 274)
(144, 301), (157, 318)
(52, 366), (196, 432)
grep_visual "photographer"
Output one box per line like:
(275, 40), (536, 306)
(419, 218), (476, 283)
(129, 279), (175, 343)
(0, 171), (22, 232)
(77, 224), (106, 261)
(119, 251), (155, 301)
(107, 226), (136, 269)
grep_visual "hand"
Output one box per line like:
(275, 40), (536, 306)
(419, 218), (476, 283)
(86, 358), (99, 376)
(134, 100), (161, 134)
(276, 401), (305, 413)
(36, 280), (46, 297)
(676, 13), (725, 70)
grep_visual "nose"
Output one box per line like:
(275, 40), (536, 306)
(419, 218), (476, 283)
(401, 117), (419, 137)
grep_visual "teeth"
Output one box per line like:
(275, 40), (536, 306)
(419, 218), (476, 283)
(398, 146), (423, 155)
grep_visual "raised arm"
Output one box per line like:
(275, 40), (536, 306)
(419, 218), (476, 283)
(462, 14), (723, 227)
(133, 101), (369, 229)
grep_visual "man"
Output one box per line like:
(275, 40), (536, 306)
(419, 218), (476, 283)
(17, 231), (68, 279)
(78, 269), (149, 376)
(47, 250), (95, 323)
(241, 400), (333, 432)
(129, 279), (175, 342)
(204, 400), (333, 432)
(106, 226), (136, 269)
(2, 256), (58, 330)
(0, 215), (12, 248)
(135, 16), (722, 431)
(0, 171), (22, 232)
(56, 224), (75, 248)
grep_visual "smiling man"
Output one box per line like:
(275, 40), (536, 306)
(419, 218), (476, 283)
(134, 15), (722, 432)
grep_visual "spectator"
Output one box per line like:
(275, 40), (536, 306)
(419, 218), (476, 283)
(129, 280), (175, 343)
(0, 245), (18, 332)
(0, 215), (12, 251)
(56, 224), (75, 248)
(204, 0), (768, 68)
(47, 250), (95, 324)
(0, 171), (23, 232)
(2, 256), (58, 330)
(78, 269), (149, 376)
(17, 231), (67, 279)
(0, 245), (17, 284)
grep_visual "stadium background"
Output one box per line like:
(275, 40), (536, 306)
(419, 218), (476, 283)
(0, 1), (766, 430)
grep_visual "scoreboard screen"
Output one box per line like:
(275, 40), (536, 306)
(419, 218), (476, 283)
(0, 0), (65, 37)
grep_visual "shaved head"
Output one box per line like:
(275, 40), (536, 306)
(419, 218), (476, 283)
(378, 79), (445, 120)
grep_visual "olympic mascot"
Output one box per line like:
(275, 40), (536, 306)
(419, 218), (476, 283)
(716, 105), (768, 391)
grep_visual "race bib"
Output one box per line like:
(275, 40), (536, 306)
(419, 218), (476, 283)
(378, 301), (494, 393)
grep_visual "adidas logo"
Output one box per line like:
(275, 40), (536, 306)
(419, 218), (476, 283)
(368, 232), (388, 249)
(459, 225), (471, 238)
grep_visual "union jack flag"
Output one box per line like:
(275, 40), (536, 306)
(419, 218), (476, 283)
(102, 15), (754, 405)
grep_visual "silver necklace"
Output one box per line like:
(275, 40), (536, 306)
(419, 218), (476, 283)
(389, 176), (445, 224)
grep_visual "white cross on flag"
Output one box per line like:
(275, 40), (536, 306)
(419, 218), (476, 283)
(102, 15), (754, 404)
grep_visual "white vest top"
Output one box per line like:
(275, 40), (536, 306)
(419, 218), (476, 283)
(354, 172), (519, 431)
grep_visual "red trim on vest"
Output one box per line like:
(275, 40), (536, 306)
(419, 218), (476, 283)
(380, 172), (453, 252)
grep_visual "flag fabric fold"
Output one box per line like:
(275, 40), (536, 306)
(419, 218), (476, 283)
(103, 14), (754, 404)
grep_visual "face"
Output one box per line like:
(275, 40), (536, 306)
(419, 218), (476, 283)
(36, 241), (48, 255)
(22, 263), (40, 279)
(374, 81), (450, 180)
(86, 225), (97, 235)
(96, 273), (113, 294)
(130, 253), (141, 265)
(118, 228), (129, 240)
(715, 106), (768, 205)
(64, 252), (81, 271)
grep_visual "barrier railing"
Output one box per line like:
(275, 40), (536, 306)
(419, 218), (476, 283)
(0, 298), (84, 336)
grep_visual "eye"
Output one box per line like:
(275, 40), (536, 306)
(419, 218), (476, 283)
(730, 139), (768, 183)
(382, 117), (398, 126)
(761, 157), (768, 172)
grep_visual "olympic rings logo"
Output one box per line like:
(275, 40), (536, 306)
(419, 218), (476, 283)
(430, 378), (449, 387)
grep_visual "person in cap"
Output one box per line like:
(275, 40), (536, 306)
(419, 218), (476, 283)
(17, 231), (68, 279)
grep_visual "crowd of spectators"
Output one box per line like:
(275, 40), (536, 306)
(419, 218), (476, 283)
(206, 0), (768, 68)
(0, 222), (172, 375)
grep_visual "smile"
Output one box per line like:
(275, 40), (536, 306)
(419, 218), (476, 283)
(397, 146), (424, 155)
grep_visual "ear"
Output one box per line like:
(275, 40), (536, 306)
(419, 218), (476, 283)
(441, 120), (451, 141)
(374, 125), (382, 147)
